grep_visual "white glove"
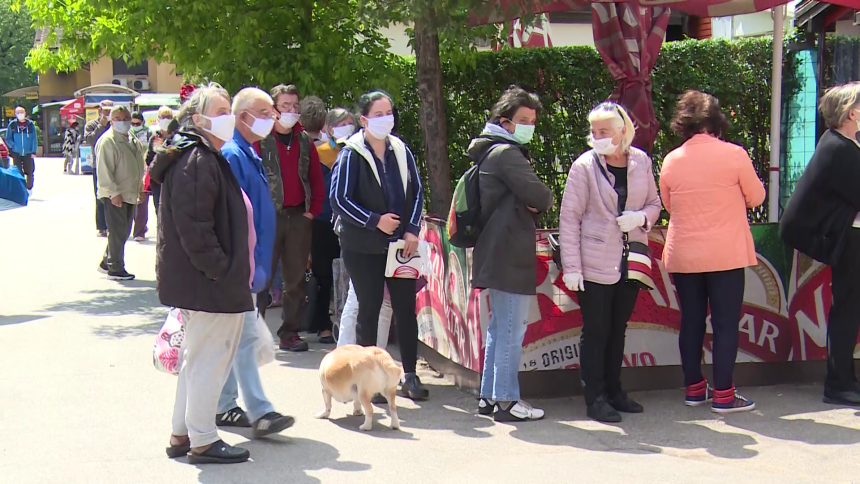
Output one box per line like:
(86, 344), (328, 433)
(563, 272), (585, 292)
(616, 210), (647, 233)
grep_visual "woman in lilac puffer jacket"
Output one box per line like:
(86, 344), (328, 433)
(559, 102), (661, 423)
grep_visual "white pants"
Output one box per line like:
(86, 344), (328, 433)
(172, 309), (244, 448)
(338, 279), (392, 349)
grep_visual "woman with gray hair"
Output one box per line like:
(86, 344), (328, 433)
(149, 82), (255, 464)
(781, 81), (860, 407)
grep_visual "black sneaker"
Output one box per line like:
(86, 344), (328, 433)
(587, 396), (622, 423)
(252, 412), (295, 439)
(108, 270), (135, 281)
(400, 373), (429, 401)
(371, 393), (389, 405)
(98, 261), (109, 274)
(823, 386), (860, 407)
(187, 439), (250, 464)
(608, 391), (644, 413)
(494, 401), (545, 422)
(478, 398), (496, 416)
(216, 407), (252, 428)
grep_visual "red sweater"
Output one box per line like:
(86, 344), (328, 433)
(254, 125), (324, 216)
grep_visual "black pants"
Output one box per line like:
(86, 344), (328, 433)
(311, 219), (340, 333)
(12, 153), (34, 190)
(151, 182), (161, 217)
(342, 248), (418, 373)
(101, 200), (134, 272)
(578, 280), (639, 405)
(827, 229), (860, 392)
(673, 268), (745, 391)
(93, 172), (107, 231)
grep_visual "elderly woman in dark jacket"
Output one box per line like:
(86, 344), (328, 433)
(149, 82), (254, 465)
(470, 86), (554, 422)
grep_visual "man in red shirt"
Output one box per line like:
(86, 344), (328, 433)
(256, 84), (324, 351)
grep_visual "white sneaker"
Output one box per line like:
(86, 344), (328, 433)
(494, 400), (545, 422)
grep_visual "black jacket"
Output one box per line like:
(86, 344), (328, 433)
(470, 136), (554, 295)
(780, 130), (860, 264)
(149, 128), (253, 314)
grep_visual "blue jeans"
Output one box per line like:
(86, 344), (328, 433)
(480, 289), (531, 402)
(218, 310), (275, 421)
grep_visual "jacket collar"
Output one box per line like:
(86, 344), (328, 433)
(231, 129), (262, 161)
(343, 129), (408, 194)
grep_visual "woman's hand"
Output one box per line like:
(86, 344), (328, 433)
(402, 232), (419, 258)
(377, 213), (400, 235)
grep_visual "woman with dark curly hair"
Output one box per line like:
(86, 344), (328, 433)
(660, 90), (765, 414)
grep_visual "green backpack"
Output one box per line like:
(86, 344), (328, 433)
(447, 144), (502, 248)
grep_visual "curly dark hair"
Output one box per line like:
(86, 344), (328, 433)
(670, 90), (730, 142)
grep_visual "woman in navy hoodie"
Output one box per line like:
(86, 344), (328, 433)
(331, 91), (428, 400)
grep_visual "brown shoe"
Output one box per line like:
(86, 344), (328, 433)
(279, 334), (309, 352)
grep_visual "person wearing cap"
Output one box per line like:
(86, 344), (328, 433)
(85, 99), (115, 237)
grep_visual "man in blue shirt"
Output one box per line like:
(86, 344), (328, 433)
(216, 87), (293, 438)
(6, 106), (38, 191)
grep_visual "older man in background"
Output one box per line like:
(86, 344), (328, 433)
(95, 105), (145, 281)
(85, 99), (115, 237)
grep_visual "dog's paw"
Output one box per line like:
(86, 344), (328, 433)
(314, 410), (331, 419)
(390, 419), (400, 430)
(352, 408), (364, 416)
(359, 422), (372, 431)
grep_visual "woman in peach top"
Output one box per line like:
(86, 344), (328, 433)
(659, 90), (765, 414)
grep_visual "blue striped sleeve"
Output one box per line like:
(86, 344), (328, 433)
(405, 145), (423, 235)
(332, 148), (379, 229)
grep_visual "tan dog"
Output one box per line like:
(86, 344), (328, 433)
(314, 345), (403, 431)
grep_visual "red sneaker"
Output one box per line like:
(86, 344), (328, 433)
(279, 334), (308, 352)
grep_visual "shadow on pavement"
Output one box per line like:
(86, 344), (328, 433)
(0, 314), (49, 326)
(192, 437), (370, 484)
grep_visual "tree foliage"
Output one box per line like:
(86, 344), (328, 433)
(0, 0), (36, 97)
(15, 0), (401, 105)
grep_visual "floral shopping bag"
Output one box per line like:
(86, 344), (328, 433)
(153, 308), (184, 375)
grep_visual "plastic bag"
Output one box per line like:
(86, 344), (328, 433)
(254, 311), (275, 367)
(153, 308), (184, 375)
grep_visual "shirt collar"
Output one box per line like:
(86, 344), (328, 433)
(232, 129), (262, 159)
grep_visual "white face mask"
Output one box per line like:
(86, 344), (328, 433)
(592, 137), (619, 155)
(15, 113), (25, 121)
(200, 114), (236, 142)
(278, 112), (300, 129)
(244, 113), (275, 138)
(158, 118), (172, 132)
(332, 125), (355, 140)
(364, 114), (394, 139)
(113, 121), (131, 135)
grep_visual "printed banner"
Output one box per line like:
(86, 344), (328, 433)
(416, 220), (850, 374)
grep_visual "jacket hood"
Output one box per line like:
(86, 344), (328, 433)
(149, 127), (215, 184)
(467, 135), (524, 163)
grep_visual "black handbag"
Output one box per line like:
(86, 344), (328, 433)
(592, 152), (656, 290)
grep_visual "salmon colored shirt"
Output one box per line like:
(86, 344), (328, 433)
(659, 134), (766, 274)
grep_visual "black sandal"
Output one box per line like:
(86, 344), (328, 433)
(165, 437), (190, 458)
(187, 440), (250, 464)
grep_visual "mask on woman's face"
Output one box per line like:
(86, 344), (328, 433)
(158, 118), (172, 132)
(199, 114), (236, 142)
(331, 124), (355, 141)
(592, 135), (619, 155)
(364, 115), (394, 139)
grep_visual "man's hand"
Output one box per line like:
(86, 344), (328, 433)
(377, 213), (400, 235)
(303, 211), (313, 220)
(402, 232), (419, 258)
(99, 116), (108, 127)
(111, 195), (123, 207)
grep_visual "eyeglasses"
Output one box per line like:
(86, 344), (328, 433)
(276, 102), (300, 113)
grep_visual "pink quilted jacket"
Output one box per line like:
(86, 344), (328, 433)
(559, 148), (662, 285)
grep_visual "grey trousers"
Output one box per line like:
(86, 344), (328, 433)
(101, 200), (134, 272)
(172, 310), (244, 447)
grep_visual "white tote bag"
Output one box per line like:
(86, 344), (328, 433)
(254, 311), (275, 367)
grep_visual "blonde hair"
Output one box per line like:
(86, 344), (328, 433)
(819, 82), (860, 130)
(157, 105), (174, 119)
(587, 102), (636, 153)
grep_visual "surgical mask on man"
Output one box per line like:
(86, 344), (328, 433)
(364, 115), (394, 139)
(15, 113), (25, 121)
(158, 118), (172, 132)
(244, 113), (275, 138)
(113, 121), (131, 135)
(201, 114), (236, 141)
(592, 136), (619, 155)
(332, 125), (355, 141)
(278, 112), (300, 129)
(512, 124), (535, 145)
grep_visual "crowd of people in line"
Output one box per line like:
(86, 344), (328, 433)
(72, 76), (860, 464)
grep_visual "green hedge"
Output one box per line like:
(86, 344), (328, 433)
(395, 37), (801, 225)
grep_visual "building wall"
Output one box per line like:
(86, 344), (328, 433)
(90, 57), (114, 85)
(835, 19), (860, 36)
(37, 69), (80, 101)
(152, 62), (183, 93)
